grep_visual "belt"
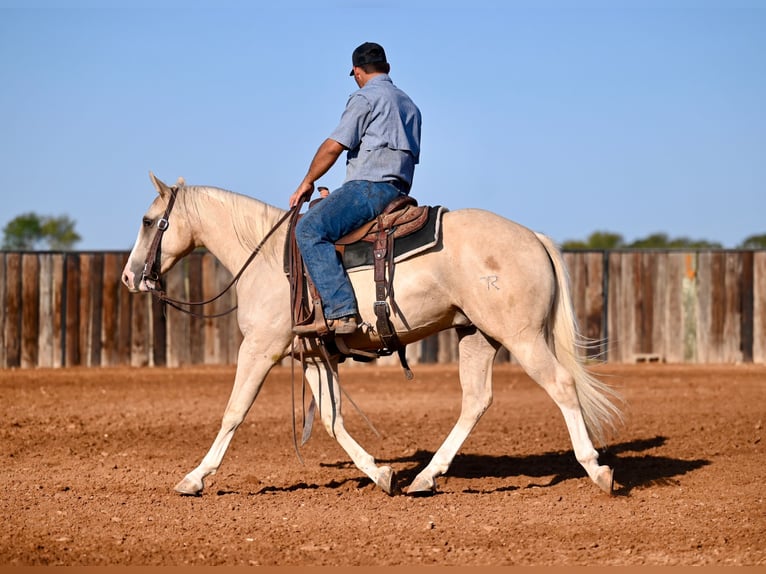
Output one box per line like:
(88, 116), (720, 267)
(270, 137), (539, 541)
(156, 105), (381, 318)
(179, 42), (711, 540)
(388, 179), (410, 195)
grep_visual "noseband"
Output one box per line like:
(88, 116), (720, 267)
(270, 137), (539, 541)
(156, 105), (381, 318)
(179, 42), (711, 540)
(141, 185), (179, 287)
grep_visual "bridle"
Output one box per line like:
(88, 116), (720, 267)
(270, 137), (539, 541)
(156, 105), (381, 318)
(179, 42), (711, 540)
(140, 185), (295, 318)
(141, 186), (178, 286)
(139, 189), (377, 455)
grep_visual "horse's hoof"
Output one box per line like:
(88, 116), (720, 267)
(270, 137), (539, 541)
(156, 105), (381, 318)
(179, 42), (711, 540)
(406, 475), (437, 496)
(174, 475), (204, 496)
(595, 466), (614, 495)
(376, 466), (396, 496)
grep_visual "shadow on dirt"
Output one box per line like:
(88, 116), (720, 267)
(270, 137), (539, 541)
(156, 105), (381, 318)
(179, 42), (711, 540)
(303, 435), (709, 496)
(231, 436), (709, 497)
(394, 436), (709, 495)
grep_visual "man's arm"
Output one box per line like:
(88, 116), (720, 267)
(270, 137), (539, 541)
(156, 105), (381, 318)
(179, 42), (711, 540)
(289, 138), (346, 207)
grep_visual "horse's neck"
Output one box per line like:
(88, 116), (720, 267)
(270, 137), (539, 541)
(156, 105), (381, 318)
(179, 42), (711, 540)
(189, 187), (287, 276)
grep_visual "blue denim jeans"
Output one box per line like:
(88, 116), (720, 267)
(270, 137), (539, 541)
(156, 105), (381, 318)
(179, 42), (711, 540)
(295, 180), (404, 319)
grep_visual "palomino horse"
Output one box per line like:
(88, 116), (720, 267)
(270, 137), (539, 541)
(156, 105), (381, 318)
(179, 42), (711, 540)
(122, 173), (622, 496)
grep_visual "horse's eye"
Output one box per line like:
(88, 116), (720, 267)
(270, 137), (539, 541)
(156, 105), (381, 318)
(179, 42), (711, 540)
(142, 217), (153, 228)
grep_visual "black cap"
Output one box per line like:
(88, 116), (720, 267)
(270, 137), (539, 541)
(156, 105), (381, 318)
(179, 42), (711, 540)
(349, 42), (387, 76)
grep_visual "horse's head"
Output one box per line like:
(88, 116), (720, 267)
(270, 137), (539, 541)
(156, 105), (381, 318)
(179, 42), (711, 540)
(122, 172), (196, 292)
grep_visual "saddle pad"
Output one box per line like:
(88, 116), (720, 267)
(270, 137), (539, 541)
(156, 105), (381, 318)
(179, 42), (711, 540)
(342, 205), (446, 272)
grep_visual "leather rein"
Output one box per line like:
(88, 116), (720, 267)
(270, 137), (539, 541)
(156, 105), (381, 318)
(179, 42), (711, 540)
(141, 185), (295, 318)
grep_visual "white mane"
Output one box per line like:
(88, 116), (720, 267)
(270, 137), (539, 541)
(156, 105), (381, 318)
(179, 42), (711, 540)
(181, 185), (286, 262)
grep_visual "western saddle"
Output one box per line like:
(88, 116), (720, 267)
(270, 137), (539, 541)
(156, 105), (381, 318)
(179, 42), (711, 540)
(286, 194), (431, 377)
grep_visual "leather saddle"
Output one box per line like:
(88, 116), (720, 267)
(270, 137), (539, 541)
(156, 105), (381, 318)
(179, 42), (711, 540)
(286, 194), (433, 376)
(334, 194), (428, 251)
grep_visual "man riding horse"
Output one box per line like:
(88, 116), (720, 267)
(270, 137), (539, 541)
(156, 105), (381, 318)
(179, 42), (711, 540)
(288, 42), (422, 335)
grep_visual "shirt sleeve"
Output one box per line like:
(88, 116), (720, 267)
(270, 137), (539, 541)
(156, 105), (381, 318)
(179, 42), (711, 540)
(328, 94), (371, 151)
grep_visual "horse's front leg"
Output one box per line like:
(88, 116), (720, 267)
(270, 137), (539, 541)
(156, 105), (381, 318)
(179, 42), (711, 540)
(407, 327), (499, 494)
(174, 336), (281, 495)
(303, 358), (396, 495)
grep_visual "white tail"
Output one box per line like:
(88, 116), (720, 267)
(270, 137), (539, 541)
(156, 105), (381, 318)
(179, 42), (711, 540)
(535, 232), (624, 446)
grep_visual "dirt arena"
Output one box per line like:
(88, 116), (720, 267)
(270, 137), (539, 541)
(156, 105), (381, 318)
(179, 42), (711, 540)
(1, 362), (763, 566)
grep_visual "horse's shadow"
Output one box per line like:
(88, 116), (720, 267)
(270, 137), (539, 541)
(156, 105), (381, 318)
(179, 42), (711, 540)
(380, 436), (710, 496)
(237, 435), (709, 497)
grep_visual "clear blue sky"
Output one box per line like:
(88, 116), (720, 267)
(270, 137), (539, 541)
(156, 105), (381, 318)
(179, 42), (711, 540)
(2, 0), (764, 250)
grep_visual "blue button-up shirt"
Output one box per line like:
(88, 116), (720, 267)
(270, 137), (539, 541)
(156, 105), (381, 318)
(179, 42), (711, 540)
(329, 74), (422, 187)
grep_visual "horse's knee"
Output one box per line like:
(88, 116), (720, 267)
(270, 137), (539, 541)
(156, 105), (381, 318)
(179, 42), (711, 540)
(462, 388), (492, 419)
(221, 411), (246, 433)
(477, 393), (493, 412)
(319, 413), (344, 438)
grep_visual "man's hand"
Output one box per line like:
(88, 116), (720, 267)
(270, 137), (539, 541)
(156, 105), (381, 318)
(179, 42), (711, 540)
(289, 139), (345, 208)
(289, 181), (314, 208)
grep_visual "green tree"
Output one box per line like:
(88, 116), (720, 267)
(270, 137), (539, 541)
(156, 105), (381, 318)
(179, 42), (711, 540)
(627, 233), (722, 249)
(2, 213), (81, 250)
(738, 233), (766, 249)
(562, 230), (624, 250)
(40, 216), (81, 250)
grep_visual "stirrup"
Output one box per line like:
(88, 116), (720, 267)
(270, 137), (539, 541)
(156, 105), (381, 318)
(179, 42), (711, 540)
(327, 316), (358, 335)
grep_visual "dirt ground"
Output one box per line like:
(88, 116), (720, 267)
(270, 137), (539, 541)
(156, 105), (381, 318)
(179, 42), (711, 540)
(1, 362), (763, 566)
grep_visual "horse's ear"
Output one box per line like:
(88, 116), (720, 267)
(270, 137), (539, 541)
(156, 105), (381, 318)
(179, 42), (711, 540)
(149, 171), (172, 198)
(175, 176), (185, 188)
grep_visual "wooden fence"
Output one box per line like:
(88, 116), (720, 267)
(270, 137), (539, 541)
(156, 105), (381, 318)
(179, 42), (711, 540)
(1, 250), (764, 368)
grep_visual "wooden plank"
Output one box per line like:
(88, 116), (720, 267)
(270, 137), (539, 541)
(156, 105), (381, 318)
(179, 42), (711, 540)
(636, 252), (652, 356)
(187, 252), (205, 365)
(624, 252), (640, 361)
(437, 328), (457, 363)
(663, 253), (686, 363)
(722, 252), (744, 363)
(681, 253), (699, 363)
(202, 253), (220, 364)
(739, 251), (754, 363)
(0, 253), (5, 367)
(211, 254), (240, 365)
(641, 251), (668, 361)
(38, 254), (54, 368)
(699, 252), (742, 363)
(605, 252), (620, 362)
(113, 253), (133, 366)
(64, 254), (81, 366)
(4, 253), (22, 368)
(164, 262), (190, 367)
(51, 254), (64, 368)
(20, 255), (40, 367)
(220, 261), (241, 365)
(101, 253), (122, 366)
(563, 252), (606, 361)
(695, 253), (714, 363)
(563, 252), (587, 342)
(754, 252), (766, 363)
(419, 335), (439, 364)
(77, 254), (93, 366)
(130, 293), (152, 367)
(620, 252), (639, 362)
(583, 252), (606, 359)
(151, 295), (167, 367)
(88, 254), (104, 367)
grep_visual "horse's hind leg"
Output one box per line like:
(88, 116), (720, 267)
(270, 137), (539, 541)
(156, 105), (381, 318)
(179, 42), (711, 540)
(302, 358), (396, 495)
(407, 327), (500, 495)
(510, 333), (613, 493)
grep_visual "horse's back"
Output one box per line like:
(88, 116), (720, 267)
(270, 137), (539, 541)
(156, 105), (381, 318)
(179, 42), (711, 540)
(442, 207), (543, 243)
(438, 208), (553, 275)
